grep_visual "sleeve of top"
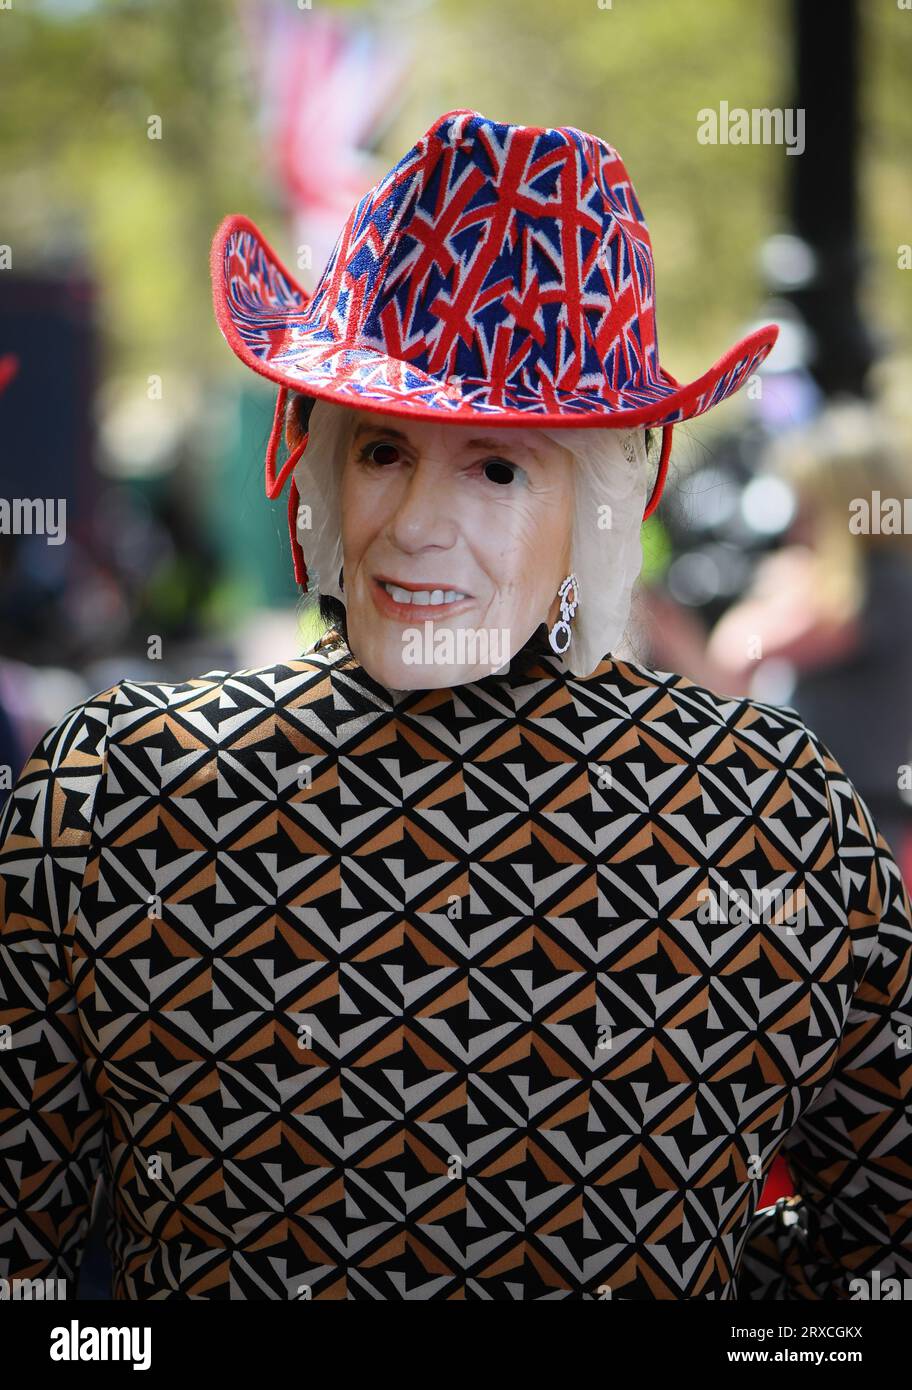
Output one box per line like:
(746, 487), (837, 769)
(0, 685), (119, 1293)
(738, 721), (912, 1299)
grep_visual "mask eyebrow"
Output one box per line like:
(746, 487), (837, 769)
(352, 420), (540, 460)
(353, 422), (411, 445)
(463, 436), (536, 458)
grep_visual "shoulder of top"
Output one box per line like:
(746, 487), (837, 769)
(16, 651), (344, 770)
(26, 678), (122, 772)
(7, 652), (346, 820)
(602, 657), (816, 740)
(1, 680), (124, 854)
(108, 648), (348, 708)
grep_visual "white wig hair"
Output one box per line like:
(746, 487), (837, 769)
(292, 397), (650, 678)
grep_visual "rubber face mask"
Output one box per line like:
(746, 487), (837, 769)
(339, 410), (574, 689)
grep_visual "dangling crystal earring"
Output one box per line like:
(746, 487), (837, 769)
(549, 573), (580, 655)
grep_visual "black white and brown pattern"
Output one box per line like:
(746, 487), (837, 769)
(1, 635), (911, 1299)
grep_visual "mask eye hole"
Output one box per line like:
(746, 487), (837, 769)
(483, 458), (515, 484)
(366, 441), (401, 466)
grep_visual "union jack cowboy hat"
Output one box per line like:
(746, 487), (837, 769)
(211, 109), (778, 588)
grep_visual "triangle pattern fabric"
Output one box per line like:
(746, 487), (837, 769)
(1, 641), (910, 1300)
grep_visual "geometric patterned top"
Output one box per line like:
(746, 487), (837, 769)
(2, 635), (910, 1299)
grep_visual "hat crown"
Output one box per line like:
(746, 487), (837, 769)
(214, 111), (776, 434)
(305, 109), (660, 402)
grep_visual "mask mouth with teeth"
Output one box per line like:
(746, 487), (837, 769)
(377, 582), (470, 607)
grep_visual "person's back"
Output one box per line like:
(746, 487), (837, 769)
(2, 640), (910, 1299)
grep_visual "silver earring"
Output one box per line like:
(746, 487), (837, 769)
(548, 573), (580, 655)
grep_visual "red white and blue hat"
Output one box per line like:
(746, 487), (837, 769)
(211, 109), (778, 587)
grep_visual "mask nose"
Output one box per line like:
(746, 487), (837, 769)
(387, 456), (459, 553)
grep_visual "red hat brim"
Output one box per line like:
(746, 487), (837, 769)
(212, 214), (778, 432)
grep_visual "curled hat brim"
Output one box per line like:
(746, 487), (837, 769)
(211, 212), (778, 430)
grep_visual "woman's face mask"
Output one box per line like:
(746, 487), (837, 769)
(339, 409), (574, 688)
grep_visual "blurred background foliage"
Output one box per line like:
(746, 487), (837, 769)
(2, 0), (910, 384)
